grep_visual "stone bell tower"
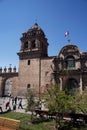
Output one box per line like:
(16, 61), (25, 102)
(18, 23), (48, 59)
(17, 23), (49, 96)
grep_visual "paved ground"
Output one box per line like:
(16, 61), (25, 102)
(0, 97), (28, 113)
(0, 97), (47, 114)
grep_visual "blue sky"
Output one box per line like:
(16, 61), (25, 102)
(0, 0), (87, 69)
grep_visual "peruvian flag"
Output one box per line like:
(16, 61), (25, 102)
(64, 31), (69, 37)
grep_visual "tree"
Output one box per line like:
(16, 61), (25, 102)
(44, 84), (75, 129)
(25, 88), (35, 112)
(74, 89), (87, 114)
(25, 88), (42, 121)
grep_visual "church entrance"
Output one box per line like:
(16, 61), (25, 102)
(65, 78), (79, 95)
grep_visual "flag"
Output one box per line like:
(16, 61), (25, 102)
(64, 31), (69, 37)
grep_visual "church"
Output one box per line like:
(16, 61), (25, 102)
(0, 23), (87, 97)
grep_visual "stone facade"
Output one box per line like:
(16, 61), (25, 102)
(53, 44), (87, 94)
(0, 67), (18, 96)
(0, 23), (87, 97)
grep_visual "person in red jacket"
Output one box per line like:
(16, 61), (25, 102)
(6, 101), (10, 109)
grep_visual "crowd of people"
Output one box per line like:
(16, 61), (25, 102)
(0, 96), (24, 113)
(12, 96), (23, 111)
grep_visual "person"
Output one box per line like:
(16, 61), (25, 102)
(0, 105), (3, 113)
(12, 97), (14, 105)
(14, 96), (17, 104)
(18, 98), (23, 109)
(5, 101), (10, 109)
(8, 92), (11, 97)
(13, 103), (16, 111)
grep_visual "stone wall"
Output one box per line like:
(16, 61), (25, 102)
(18, 58), (40, 96)
(0, 76), (18, 97)
(40, 57), (54, 92)
(18, 57), (54, 96)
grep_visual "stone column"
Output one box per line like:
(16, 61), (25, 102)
(59, 77), (62, 91)
(79, 74), (82, 94)
(28, 41), (31, 49)
(20, 41), (24, 51)
(35, 39), (40, 48)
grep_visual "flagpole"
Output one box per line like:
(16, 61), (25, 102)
(67, 39), (71, 44)
(67, 33), (71, 44)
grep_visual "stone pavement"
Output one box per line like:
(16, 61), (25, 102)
(0, 97), (47, 114)
(0, 97), (28, 114)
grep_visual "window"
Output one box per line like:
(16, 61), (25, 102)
(65, 56), (75, 69)
(33, 30), (36, 36)
(32, 40), (36, 48)
(24, 41), (28, 49)
(27, 84), (31, 89)
(46, 84), (49, 87)
(28, 60), (30, 65)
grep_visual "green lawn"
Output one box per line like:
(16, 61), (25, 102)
(0, 111), (87, 130)
(0, 112), (55, 130)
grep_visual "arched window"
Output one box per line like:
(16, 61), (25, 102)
(65, 56), (75, 70)
(32, 40), (36, 48)
(5, 79), (12, 96)
(24, 41), (28, 49)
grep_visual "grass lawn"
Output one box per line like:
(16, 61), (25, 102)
(0, 111), (55, 130)
(0, 111), (87, 130)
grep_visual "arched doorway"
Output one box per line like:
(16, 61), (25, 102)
(4, 79), (12, 96)
(64, 78), (79, 95)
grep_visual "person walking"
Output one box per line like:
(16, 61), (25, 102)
(5, 101), (10, 109)
(12, 97), (14, 105)
(13, 103), (16, 111)
(18, 98), (23, 109)
(14, 96), (17, 104)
